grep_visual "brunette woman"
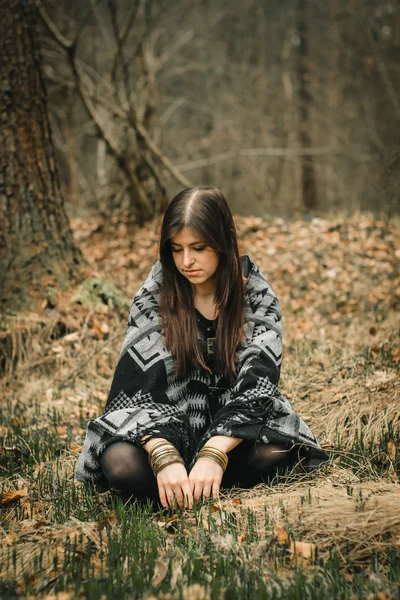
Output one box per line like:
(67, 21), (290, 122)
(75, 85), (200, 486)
(76, 186), (328, 508)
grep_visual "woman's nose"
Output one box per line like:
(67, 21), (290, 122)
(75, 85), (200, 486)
(182, 250), (195, 266)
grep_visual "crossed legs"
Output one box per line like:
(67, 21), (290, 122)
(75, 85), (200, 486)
(100, 440), (300, 503)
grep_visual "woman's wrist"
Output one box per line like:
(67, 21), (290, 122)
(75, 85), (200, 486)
(203, 436), (243, 453)
(196, 446), (228, 472)
(147, 439), (184, 476)
(142, 437), (172, 454)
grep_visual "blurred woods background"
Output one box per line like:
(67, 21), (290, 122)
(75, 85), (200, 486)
(1, 0), (399, 309)
(38, 0), (399, 222)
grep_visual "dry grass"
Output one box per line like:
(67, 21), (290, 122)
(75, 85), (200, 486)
(215, 471), (400, 566)
(0, 213), (399, 598)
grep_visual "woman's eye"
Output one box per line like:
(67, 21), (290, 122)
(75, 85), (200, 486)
(171, 246), (205, 252)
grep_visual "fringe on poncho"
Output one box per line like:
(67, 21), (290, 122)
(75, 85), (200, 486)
(76, 255), (329, 492)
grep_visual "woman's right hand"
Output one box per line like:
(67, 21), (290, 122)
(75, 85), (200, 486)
(157, 462), (193, 509)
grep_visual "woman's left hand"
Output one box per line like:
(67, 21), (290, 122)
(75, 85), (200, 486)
(188, 457), (223, 501)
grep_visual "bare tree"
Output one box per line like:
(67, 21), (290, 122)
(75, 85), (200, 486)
(37, 0), (399, 219)
(37, 0), (191, 224)
(0, 0), (83, 311)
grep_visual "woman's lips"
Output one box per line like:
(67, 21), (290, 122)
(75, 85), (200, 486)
(185, 270), (201, 276)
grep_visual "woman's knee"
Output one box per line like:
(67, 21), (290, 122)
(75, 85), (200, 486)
(248, 442), (293, 473)
(100, 441), (147, 490)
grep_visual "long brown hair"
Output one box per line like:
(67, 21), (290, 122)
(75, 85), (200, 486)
(158, 186), (244, 382)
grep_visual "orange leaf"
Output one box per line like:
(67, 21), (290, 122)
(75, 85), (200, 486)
(92, 390), (108, 402)
(387, 439), (396, 461)
(56, 426), (67, 436)
(288, 540), (316, 567)
(2, 487), (28, 505)
(391, 348), (400, 363)
(168, 513), (179, 522)
(211, 505), (218, 513)
(275, 526), (288, 543)
(232, 498), (241, 505)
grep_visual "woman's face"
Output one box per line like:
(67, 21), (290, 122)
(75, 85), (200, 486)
(170, 227), (219, 292)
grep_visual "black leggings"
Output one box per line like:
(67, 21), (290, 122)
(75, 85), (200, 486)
(100, 440), (303, 504)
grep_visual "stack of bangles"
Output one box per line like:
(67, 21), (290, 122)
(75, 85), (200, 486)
(196, 446), (228, 472)
(148, 441), (229, 476)
(148, 440), (184, 476)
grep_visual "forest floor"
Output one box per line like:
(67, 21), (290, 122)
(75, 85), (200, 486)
(0, 212), (399, 599)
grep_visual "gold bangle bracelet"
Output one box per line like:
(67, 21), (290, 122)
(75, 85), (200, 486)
(150, 451), (181, 472)
(197, 446), (228, 463)
(150, 451), (180, 468)
(197, 452), (228, 470)
(198, 450), (228, 466)
(196, 447), (228, 472)
(153, 457), (184, 477)
(149, 447), (178, 461)
(196, 453), (227, 472)
(148, 443), (177, 463)
(149, 440), (175, 452)
(199, 446), (228, 457)
(148, 442), (176, 457)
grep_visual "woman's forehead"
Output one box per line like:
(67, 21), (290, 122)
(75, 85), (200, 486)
(170, 227), (204, 245)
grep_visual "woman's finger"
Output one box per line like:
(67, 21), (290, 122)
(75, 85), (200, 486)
(202, 482), (212, 500)
(193, 482), (203, 501)
(172, 487), (184, 509)
(165, 486), (182, 509)
(212, 482), (220, 500)
(181, 482), (193, 509)
(158, 484), (168, 509)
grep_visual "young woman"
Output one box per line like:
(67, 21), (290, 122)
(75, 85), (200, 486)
(76, 186), (328, 508)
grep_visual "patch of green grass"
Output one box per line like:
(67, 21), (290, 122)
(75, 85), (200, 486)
(1, 398), (400, 599)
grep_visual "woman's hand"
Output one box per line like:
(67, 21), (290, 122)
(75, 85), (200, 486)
(188, 457), (224, 502)
(157, 462), (193, 509)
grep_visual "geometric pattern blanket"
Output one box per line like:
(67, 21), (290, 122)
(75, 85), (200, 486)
(75, 255), (329, 492)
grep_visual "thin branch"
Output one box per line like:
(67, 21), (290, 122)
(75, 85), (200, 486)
(35, 1), (71, 48)
(365, 24), (400, 120)
(111, 0), (142, 82)
(176, 144), (380, 173)
(36, 0), (154, 219)
(71, 0), (99, 49)
(241, 145), (333, 158)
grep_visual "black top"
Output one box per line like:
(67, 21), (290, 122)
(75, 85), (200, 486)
(195, 309), (218, 371)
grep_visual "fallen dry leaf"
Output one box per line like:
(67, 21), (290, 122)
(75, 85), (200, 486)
(387, 439), (396, 462)
(391, 348), (400, 363)
(181, 584), (210, 600)
(365, 370), (396, 391)
(288, 540), (316, 562)
(68, 442), (82, 454)
(92, 390), (108, 402)
(151, 559), (168, 586)
(1, 487), (28, 505)
(275, 526), (289, 544)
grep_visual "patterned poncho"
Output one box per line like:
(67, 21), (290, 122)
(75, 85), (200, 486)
(75, 255), (329, 492)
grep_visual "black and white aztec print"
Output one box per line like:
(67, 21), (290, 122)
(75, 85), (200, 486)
(75, 255), (329, 492)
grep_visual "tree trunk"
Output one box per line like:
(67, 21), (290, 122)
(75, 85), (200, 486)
(0, 0), (83, 311)
(296, 0), (317, 211)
